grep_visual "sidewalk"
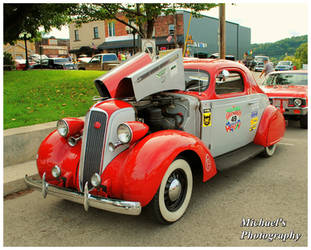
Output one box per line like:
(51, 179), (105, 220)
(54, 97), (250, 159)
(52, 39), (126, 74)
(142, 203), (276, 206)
(3, 117), (83, 196)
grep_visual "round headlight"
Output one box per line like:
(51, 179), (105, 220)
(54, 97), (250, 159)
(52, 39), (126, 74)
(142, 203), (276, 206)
(91, 173), (101, 187)
(57, 120), (69, 137)
(51, 165), (61, 178)
(117, 124), (132, 144)
(294, 98), (302, 107)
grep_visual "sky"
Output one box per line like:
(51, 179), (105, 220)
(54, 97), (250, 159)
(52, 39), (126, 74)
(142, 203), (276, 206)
(46, 2), (308, 44)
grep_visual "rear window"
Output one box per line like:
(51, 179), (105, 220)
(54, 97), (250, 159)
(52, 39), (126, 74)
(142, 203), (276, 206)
(102, 54), (117, 62)
(266, 73), (307, 86)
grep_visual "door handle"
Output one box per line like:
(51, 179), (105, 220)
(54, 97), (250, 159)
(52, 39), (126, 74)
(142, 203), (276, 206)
(248, 101), (257, 105)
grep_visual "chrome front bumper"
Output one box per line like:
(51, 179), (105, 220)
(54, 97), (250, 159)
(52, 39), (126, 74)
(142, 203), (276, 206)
(24, 173), (141, 216)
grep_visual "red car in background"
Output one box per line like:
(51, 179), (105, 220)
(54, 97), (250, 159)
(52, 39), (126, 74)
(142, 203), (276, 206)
(15, 59), (35, 70)
(261, 70), (308, 128)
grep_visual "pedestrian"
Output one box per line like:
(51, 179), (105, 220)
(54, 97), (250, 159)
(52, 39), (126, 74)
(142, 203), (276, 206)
(260, 58), (274, 78)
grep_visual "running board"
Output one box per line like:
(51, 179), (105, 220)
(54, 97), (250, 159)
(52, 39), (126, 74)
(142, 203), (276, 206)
(215, 143), (264, 171)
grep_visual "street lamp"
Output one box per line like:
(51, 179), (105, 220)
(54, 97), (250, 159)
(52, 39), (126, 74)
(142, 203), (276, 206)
(19, 32), (32, 70)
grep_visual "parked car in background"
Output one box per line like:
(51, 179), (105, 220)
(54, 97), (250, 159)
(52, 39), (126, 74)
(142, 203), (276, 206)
(31, 58), (76, 70)
(275, 61), (293, 71)
(29, 54), (49, 63)
(261, 70), (308, 128)
(15, 59), (35, 70)
(78, 53), (119, 71)
(77, 57), (92, 63)
(25, 50), (285, 224)
(254, 55), (269, 63)
(254, 61), (265, 72)
(209, 53), (235, 61)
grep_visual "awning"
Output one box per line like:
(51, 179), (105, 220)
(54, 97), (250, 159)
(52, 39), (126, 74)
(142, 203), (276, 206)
(98, 35), (185, 50)
(98, 39), (139, 50)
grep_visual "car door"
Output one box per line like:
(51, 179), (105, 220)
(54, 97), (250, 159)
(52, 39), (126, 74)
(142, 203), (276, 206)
(87, 55), (101, 70)
(200, 68), (263, 157)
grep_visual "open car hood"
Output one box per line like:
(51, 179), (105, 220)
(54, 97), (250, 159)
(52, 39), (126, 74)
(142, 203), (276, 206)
(95, 49), (185, 101)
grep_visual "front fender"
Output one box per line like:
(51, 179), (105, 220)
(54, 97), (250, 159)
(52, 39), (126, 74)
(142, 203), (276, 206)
(254, 105), (285, 147)
(102, 130), (216, 207)
(37, 130), (81, 187)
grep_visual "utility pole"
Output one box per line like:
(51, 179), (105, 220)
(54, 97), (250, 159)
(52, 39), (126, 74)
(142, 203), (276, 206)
(219, 3), (226, 59)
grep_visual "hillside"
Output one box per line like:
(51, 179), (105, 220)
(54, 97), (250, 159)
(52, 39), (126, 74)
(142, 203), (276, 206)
(250, 35), (307, 61)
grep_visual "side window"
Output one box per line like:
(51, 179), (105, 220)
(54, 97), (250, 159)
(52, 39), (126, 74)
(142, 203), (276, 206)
(184, 69), (210, 92)
(215, 70), (245, 95)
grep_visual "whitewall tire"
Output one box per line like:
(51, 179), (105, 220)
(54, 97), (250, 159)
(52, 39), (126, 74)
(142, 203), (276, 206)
(262, 144), (277, 157)
(152, 158), (193, 224)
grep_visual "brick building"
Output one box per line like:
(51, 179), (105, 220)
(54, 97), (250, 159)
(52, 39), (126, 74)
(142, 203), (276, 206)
(98, 13), (184, 54)
(98, 10), (251, 59)
(36, 37), (70, 58)
(69, 10), (251, 60)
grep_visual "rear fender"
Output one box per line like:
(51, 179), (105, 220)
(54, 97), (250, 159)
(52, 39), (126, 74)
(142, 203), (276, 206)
(102, 130), (216, 207)
(254, 105), (285, 147)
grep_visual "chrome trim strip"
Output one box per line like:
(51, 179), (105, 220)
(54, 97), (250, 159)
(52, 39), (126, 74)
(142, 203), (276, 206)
(268, 97), (307, 100)
(25, 175), (141, 216)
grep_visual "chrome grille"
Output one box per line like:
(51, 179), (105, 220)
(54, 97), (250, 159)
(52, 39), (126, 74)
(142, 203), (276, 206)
(80, 110), (107, 191)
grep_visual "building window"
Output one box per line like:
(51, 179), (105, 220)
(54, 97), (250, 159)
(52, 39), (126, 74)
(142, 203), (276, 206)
(49, 39), (57, 45)
(93, 27), (99, 39)
(108, 22), (115, 37)
(74, 30), (79, 41)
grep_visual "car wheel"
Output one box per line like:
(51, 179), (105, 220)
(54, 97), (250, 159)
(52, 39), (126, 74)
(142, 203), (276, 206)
(262, 144), (277, 157)
(151, 157), (193, 224)
(300, 115), (307, 129)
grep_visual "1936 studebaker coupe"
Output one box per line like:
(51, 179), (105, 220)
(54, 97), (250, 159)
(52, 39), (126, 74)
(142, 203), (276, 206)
(25, 49), (285, 224)
(261, 70), (308, 129)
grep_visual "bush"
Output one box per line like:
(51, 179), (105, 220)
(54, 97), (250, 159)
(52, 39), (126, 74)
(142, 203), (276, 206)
(3, 52), (15, 70)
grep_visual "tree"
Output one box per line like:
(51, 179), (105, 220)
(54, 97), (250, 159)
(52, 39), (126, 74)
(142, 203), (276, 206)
(3, 52), (15, 70)
(283, 55), (302, 69)
(70, 3), (218, 39)
(295, 42), (308, 65)
(4, 4), (75, 44)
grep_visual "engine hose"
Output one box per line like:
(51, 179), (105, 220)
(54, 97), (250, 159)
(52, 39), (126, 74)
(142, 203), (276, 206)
(161, 108), (184, 130)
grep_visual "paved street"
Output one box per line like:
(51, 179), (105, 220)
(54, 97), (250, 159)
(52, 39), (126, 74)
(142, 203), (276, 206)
(3, 118), (307, 247)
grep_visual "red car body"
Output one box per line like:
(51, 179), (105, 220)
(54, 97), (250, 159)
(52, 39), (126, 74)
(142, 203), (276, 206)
(25, 50), (285, 224)
(261, 70), (308, 128)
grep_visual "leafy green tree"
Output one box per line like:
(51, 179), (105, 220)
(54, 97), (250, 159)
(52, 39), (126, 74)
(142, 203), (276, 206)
(295, 42), (308, 64)
(4, 4), (75, 44)
(282, 55), (302, 69)
(250, 35), (307, 61)
(70, 3), (218, 39)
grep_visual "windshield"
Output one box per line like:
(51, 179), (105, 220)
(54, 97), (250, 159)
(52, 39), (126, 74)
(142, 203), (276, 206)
(54, 58), (70, 63)
(255, 56), (269, 62)
(265, 73), (307, 86)
(278, 61), (290, 65)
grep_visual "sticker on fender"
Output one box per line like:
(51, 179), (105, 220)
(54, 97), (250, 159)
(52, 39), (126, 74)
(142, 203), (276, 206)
(249, 111), (258, 131)
(203, 109), (212, 127)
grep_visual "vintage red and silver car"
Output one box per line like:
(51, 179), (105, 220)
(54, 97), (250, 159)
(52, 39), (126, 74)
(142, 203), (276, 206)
(25, 49), (285, 224)
(261, 70), (308, 129)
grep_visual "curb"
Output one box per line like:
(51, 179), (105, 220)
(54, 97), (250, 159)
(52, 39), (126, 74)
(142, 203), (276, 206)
(4, 117), (84, 196)
(4, 160), (39, 196)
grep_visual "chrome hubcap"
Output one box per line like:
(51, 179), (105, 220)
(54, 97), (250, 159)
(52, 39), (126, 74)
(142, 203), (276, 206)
(168, 179), (182, 202)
